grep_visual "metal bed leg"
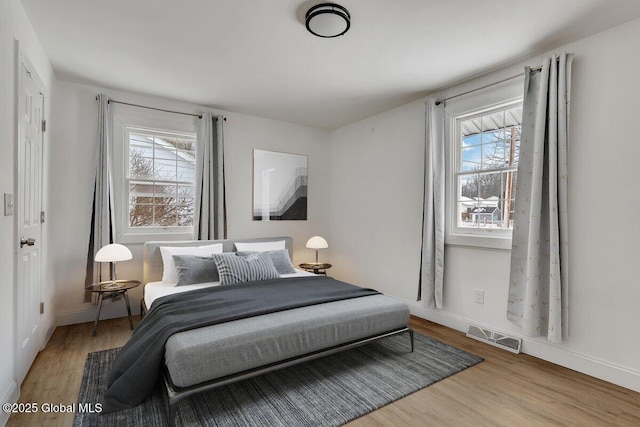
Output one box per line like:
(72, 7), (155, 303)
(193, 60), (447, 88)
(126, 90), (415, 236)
(139, 298), (145, 319)
(408, 327), (414, 352)
(162, 377), (178, 427)
(168, 401), (177, 427)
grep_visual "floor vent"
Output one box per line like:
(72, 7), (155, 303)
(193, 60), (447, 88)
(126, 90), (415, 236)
(466, 325), (522, 354)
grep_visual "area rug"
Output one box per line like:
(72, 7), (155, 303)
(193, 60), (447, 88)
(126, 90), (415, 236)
(74, 333), (482, 427)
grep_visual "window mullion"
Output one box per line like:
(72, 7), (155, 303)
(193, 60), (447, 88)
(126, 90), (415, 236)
(453, 102), (522, 236)
(124, 125), (197, 235)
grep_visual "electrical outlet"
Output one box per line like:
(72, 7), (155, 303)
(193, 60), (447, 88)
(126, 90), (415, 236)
(475, 289), (485, 304)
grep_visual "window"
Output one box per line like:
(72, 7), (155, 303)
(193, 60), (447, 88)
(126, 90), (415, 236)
(455, 104), (522, 234)
(113, 105), (198, 242)
(444, 81), (523, 250)
(126, 128), (196, 229)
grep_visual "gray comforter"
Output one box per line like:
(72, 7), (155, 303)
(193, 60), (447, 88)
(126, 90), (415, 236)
(102, 276), (379, 413)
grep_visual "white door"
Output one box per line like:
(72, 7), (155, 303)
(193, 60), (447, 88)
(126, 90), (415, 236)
(16, 60), (44, 385)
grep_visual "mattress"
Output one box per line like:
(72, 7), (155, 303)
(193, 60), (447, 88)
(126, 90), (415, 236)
(144, 269), (315, 308)
(164, 293), (410, 388)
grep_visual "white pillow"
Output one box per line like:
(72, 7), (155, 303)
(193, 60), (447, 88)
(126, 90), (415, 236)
(159, 244), (223, 284)
(234, 240), (286, 252)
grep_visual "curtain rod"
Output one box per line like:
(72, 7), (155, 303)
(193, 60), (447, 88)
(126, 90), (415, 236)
(95, 96), (227, 121)
(435, 65), (544, 106)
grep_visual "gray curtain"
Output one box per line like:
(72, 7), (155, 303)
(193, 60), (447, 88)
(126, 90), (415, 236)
(419, 99), (446, 308)
(507, 53), (573, 343)
(84, 93), (116, 301)
(194, 113), (226, 240)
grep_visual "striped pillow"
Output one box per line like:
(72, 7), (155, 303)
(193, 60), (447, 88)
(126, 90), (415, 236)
(235, 249), (296, 274)
(212, 252), (279, 285)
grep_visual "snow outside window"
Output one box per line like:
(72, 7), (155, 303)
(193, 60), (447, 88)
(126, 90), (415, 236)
(455, 104), (522, 234)
(445, 93), (524, 250)
(112, 105), (198, 243)
(126, 127), (196, 230)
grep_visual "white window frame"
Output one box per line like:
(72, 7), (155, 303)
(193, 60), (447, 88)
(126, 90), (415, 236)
(112, 104), (198, 244)
(444, 80), (523, 250)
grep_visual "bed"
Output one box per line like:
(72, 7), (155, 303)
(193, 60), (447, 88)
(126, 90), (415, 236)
(116, 236), (412, 426)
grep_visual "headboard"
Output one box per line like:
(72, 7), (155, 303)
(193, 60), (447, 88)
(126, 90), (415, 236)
(143, 236), (294, 284)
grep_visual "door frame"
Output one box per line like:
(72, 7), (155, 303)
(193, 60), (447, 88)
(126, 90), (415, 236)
(13, 42), (48, 387)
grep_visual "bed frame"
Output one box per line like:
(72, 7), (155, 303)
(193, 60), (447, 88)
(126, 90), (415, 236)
(142, 237), (414, 427)
(163, 327), (413, 426)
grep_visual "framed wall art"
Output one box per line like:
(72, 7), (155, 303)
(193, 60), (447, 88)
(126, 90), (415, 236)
(253, 149), (308, 221)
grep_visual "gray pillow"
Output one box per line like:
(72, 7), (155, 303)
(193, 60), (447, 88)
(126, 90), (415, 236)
(235, 249), (296, 275)
(172, 255), (219, 286)
(212, 252), (279, 285)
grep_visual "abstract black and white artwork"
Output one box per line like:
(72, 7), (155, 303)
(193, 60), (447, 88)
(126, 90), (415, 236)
(253, 149), (307, 221)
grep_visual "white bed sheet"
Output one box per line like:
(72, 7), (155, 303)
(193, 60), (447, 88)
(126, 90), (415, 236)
(144, 269), (316, 309)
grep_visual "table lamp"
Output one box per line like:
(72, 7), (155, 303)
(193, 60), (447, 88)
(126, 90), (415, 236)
(306, 236), (328, 264)
(95, 243), (132, 289)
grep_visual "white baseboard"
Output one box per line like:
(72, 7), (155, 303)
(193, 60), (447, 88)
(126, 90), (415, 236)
(42, 324), (55, 350)
(56, 300), (141, 327)
(0, 380), (18, 427)
(407, 302), (640, 393)
(45, 324), (55, 344)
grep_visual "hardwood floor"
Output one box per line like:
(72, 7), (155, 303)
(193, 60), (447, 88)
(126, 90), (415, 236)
(7, 317), (136, 427)
(7, 316), (640, 426)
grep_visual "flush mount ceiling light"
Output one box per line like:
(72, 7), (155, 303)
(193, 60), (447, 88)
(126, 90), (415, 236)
(305, 3), (351, 38)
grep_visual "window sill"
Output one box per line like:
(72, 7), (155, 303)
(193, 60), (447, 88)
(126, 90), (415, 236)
(117, 231), (195, 245)
(446, 233), (512, 251)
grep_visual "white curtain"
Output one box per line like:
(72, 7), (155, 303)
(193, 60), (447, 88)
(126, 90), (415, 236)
(419, 99), (446, 308)
(194, 112), (226, 240)
(84, 93), (116, 301)
(507, 53), (573, 343)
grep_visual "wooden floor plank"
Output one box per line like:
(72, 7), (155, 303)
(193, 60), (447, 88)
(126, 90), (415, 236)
(7, 315), (640, 426)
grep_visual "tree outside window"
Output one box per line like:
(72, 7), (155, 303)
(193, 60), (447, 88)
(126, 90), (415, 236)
(456, 106), (522, 230)
(127, 130), (196, 229)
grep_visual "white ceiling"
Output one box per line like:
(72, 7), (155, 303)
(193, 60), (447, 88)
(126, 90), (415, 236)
(19, 0), (640, 130)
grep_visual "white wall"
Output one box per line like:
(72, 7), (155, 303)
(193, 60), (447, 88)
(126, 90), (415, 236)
(50, 81), (331, 326)
(329, 18), (640, 392)
(0, 0), (55, 424)
(329, 100), (425, 302)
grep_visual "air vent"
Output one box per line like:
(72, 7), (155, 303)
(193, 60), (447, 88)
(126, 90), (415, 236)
(466, 325), (522, 354)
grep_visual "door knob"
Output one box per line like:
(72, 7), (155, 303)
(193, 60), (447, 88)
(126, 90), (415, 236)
(20, 237), (35, 248)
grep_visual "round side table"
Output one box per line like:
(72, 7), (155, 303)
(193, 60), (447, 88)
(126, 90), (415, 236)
(86, 279), (140, 336)
(299, 262), (332, 276)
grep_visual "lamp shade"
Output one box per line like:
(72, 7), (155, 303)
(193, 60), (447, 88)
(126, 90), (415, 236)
(95, 243), (132, 263)
(305, 3), (350, 38)
(306, 236), (328, 250)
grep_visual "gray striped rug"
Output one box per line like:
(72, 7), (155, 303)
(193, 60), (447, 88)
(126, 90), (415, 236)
(74, 333), (482, 426)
